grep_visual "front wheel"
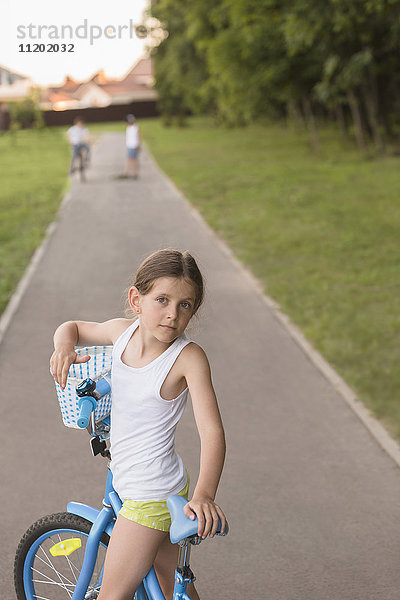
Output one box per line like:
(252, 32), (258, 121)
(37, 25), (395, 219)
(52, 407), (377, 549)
(79, 151), (86, 182)
(14, 512), (109, 600)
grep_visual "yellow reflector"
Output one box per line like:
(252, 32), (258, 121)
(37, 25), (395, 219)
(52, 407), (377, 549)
(49, 538), (82, 557)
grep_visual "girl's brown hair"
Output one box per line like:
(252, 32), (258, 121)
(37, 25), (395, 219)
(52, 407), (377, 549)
(131, 249), (204, 314)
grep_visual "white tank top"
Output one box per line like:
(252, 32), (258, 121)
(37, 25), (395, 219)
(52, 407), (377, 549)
(110, 319), (192, 500)
(126, 124), (139, 148)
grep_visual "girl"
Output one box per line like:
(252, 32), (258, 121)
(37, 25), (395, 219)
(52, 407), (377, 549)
(50, 248), (226, 600)
(124, 113), (141, 179)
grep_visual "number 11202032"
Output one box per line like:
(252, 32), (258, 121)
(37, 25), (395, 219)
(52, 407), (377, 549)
(18, 43), (75, 52)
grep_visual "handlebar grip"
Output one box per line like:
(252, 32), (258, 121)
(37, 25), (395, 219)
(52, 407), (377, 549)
(77, 396), (97, 429)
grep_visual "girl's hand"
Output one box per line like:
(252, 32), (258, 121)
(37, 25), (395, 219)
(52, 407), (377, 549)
(183, 495), (227, 539)
(50, 348), (90, 390)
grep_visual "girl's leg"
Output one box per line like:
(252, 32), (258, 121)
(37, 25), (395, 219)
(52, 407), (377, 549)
(154, 534), (200, 600)
(132, 157), (139, 178)
(97, 514), (168, 600)
(125, 157), (137, 176)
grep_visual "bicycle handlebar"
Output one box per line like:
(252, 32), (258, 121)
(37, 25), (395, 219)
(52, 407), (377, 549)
(77, 396), (97, 429)
(76, 377), (111, 429)
(95, 377), (111, 398)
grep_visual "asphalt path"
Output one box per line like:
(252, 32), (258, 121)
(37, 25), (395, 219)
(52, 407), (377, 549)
(2, 133), (400, 599)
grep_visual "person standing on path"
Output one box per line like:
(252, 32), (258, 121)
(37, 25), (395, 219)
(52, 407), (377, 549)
(50, 248), (227, 600)
(124, 113), (141, 179)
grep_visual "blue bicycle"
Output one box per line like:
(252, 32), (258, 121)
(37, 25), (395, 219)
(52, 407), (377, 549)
(14, 376), (228, 600)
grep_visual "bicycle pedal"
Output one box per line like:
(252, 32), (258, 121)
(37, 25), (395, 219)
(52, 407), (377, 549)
(90, 436), (107, 457)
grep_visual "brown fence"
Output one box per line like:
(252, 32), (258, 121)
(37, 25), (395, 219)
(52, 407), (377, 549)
(43, 100), (158, 126)
(0, 100), (158, 131)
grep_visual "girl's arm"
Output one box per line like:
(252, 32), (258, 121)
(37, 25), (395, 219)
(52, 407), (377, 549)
(182, 343), (227, 539)
(50, 319), (130, 389)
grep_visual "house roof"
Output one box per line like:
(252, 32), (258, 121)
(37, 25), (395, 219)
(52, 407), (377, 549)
(48, 91), (77, 103)
(125, 57), (153, 78)
(120, 58), (154, 87)
(62, 76), (81, 92)
(100, 80), (153, 94)
(0, 64), (30, 81)
(89, 70), (115, 86)
(42, 57), (156, 107)
(49, 76), (81, 95)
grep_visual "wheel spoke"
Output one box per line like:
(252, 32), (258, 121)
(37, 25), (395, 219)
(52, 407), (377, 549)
(31, 566), (75, 597)
(33, 578), (75, 588)
(33, 556), (75, 587)
(39, 541), (73, 588)
(56, 533), (80, 583)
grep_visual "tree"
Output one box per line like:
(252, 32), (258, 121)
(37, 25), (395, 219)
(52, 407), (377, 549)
(8, 88), (44, 132)
(150, 0), (400, 151)
(150, 0), (211, 124)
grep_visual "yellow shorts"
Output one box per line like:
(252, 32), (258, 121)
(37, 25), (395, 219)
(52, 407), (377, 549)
(119, 475), (190, 532)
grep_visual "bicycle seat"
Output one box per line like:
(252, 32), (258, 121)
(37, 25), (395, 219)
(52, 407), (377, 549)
(167, 494), (229, 544)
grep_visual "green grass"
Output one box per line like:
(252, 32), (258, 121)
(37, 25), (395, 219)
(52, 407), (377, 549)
(0, 127), (70, 314)
(138, 116), (400, 441)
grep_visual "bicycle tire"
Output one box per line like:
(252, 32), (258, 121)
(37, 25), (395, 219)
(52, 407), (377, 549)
(79, 150), (86, 182)
(14, 512), (109, 600)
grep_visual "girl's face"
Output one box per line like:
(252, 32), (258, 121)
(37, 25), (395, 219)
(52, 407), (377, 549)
(129, 276), (197, 343)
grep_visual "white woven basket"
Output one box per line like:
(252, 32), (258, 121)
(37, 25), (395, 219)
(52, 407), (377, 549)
(53, 346), (113, 429)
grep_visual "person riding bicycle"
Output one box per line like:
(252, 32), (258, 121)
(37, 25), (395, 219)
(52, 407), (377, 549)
(67, 116), (91, 175)
(50, 249), (227, 600)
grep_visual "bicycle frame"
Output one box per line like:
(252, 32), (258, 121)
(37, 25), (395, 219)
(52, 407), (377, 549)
(70, 144), (89, 182)
(67, 468), (194, 600)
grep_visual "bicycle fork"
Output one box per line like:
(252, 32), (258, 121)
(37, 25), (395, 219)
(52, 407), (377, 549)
(70, 506), (114, 600)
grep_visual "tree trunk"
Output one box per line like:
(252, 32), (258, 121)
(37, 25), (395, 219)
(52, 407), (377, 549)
(335, 104), (348, 140)
(363, 81), (385, 154)
(347, 89), (367, 152)
(384, 77), (400, 139)
(287, 100), (304, 132)
(302, 95), (320, 156)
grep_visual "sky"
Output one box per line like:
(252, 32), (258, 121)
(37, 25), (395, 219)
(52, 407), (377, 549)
(1, 0), (150, 86)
